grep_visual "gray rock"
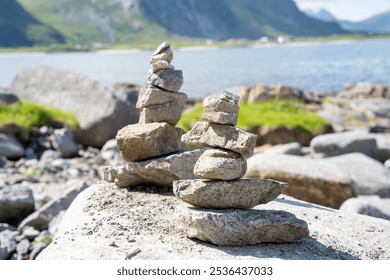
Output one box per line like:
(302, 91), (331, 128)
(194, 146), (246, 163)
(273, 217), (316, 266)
(136, 85), (187, 109)
(50, 128), (78, 158)
(39, 150), (61, 166)
(174, 179), (288, 209)
(0, 223), (16, 232)
(0, 133), (24, 159)
(21, 226), (40, 240)
(150, 48), (173, 64)
(0, 185), (35, 224)
(18, 181), (89, 231)
(153, 42), (171, 56)
(373, 133), (390, 162)
(246, 153), (353, 208)
(182, 121), (257, 158)
(194, 149), (246, 180)
(104, 149), (205, 187)
(325, 153), (390, 197)
(116, 123), (182, 162)
(201, 95), (239, 126)
(148, 60), (174, 76)
(176, 202), (309, 246)
(48, 211), (66, 235)
(16, 239), (30, 257)
(148, 69), (183, 92)
(100, 139), (121, 163)
(310, 131), (379, 159)
(11, 66), (139, 148)
(340, 196), (390, 221)
(30, 242), (47, 260)
(263, 142), (303, 156)
(0, 230), (17, 259)
(37, 182), (390, 260)
(339, 82), (390, 99)
(139, 101), (185, 126)
(0, 92), (19, 105)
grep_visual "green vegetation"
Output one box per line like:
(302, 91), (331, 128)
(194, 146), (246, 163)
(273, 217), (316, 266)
(178, 100), (328, 133)
(0, 102), (78, 133)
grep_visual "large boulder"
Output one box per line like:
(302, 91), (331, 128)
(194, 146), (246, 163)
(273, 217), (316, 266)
(310, 131), (379, 159)
(325, 153), (390, 198)
(245, 154), (353, 208)
(340, 196), (390, 221)
(38, 182), (390, 260)
(11, 66), (139, 148)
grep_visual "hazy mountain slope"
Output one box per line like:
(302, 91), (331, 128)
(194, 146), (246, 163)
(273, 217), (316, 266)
(0, 0), (64, 47)
(18, 0), (348, 45)
(304, 8), (338, 23)
(339, 11), (390, 34)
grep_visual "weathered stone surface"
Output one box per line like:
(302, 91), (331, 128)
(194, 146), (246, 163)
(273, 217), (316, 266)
(136, 85), (187, 109)
(116, 123), (182, 162)
(246, 153), (353, 208)
(201, 96), (239, 126)
(38, 182), (390, 260)
(153, 42), (171, 56)
(194, 149), (246, 180)
(148, 61), (173, 76)
(310, 131), (379, 159)
(104, 149), (205, 187)
(50, 128), (78, 158)
(325, 153), (390, 197)
(100, 139), (121, 163)
(340, 196), (390, 221)
(176, 202), (309, 246)
(174, 179), (287, 209)
(0, 133), (24, 159)
(139, 101), (185, 126)
(0, 230), (17, 260)
(0, 185), (35, 224)
(182, 122), (257, 158)
(148, 69), (183, 92)
(18, 181), (89, 231)
(11, 66), (139, 148)
(373, 133), (390, 162)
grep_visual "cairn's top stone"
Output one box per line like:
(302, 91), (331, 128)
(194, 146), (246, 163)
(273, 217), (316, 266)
(221, 90), (239, 105)
(153, 42), (171, 56)
(150, 42), (173, 64)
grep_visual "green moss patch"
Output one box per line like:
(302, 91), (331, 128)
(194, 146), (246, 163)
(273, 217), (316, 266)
(178, 100), (328, 133)
(0, 101), (78, 132)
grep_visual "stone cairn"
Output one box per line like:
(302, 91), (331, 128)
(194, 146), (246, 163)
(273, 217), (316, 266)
(173, 91), (309, 246)
(104, 42), (191, 187)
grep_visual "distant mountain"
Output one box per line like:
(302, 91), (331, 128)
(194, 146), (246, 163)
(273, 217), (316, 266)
(17, 0), (348, 45)
(304, 8), (338, 23)
(339, 10), (390, 34)
(0, 0), (65, 47)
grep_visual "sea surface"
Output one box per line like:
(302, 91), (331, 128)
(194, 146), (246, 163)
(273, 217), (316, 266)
(1, 39), (389, 99)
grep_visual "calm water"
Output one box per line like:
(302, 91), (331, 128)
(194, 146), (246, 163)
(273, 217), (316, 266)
(1, 39), (389, 98)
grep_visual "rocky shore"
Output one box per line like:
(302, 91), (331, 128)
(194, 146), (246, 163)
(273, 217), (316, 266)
(1, 44), (390, 260)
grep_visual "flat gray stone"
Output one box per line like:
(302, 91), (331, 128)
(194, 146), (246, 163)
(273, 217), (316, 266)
(150, 48), (173, 64)
(0, 133), (24, 159)
(175, 202), (309, 246)
(37, 182), (390, 260)
(104, 149), (206, 188)
(136, 85), (187, 109)
(139, 101), (185, 126)
(0, 185), (35, 224)
(174, 179), (288, 209)
(148, 61), (173, 76)
(18, 181), (89, 231)
(182, 121), (257, 158)
(263, 142), (303, 156)
(148, 69), (183, 92)
(310, 131), (379, 159)
(246, 153), (353, 208)
(374, 133), (390, 162)
(194, 149), (246, 180)
(340, 196), (390, 221)
(116, 123), (182, 162)
(325, 153), (390, 197)
(201, 96), (239, 126)
(50, 128), (78, 158)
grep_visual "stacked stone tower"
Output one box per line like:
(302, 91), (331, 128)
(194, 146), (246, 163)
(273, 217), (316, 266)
(115, 42), (187, 166)
(174, 91), (309, 246)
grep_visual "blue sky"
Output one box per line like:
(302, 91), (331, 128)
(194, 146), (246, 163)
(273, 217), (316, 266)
(294, 0), (390, 21)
